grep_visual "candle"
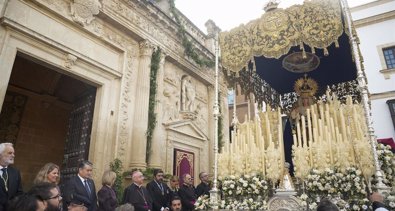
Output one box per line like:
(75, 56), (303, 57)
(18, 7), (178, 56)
(307, 109), (313, 144)
(278, 108), (285, 167)
(302, 115), (307, 147)
(296, 119), (302, 147)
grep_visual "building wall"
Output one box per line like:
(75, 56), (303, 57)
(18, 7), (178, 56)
(0, 0), (224, 187)
(351, 0), (395, 140)
(12, 87), (70, 189)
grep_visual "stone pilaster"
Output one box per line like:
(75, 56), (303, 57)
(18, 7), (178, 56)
(148, 52), (166, 169)
(130, 40), (155, 169)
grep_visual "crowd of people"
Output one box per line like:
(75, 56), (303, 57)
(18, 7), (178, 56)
(0, 142), (391, 211)
(0, 143), (212, 211)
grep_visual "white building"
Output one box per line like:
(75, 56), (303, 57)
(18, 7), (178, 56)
(351, 0), (395, 141)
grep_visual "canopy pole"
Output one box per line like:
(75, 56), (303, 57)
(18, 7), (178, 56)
(210, 25), (220, 208)
(340, 0), (389, 193)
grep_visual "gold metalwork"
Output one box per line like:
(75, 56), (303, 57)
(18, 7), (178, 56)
(219, 0), (343, 73)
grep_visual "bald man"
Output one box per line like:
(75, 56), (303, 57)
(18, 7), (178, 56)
(122, 170), (153, 211)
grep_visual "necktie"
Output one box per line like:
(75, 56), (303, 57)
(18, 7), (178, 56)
(1, 168), (7, 181)
(84, 180), (91, 196)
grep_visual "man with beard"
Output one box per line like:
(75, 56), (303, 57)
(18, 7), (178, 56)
(169, 197), (182, 211)
(28, 182), (63, 211)
(0, 142), (23, 211)
(146, 169), (170, 211)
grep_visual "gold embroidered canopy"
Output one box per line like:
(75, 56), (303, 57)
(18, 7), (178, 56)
(219, 0), (344, 73)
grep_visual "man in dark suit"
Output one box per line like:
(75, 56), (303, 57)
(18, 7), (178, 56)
(123, 170), (153, 211)
(64, 160), (97, 211)
(146, 169), (170, 211)
(195, 172), (210, 198)
(0, 143), (23, 211)
(178, 174), (196, 211)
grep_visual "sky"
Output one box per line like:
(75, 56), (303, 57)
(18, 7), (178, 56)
(176, 0), (376, 33)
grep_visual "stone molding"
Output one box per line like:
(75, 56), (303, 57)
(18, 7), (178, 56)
(353, 10), (395, 28)
(70, 0), (101, 25)
(30, 0), (215, 85)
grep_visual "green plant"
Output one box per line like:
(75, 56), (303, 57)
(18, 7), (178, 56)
(168, 0), (214, 68)
(109, 158), (124, 203)
(146, 48), (161, 162)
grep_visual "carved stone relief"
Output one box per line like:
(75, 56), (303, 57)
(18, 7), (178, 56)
(162, 83), (180, 123)
(64, 54), (77, 68)
(71, 0), (101, 25)
(180, 75), (196, 112)
(267, 195), (304, 211)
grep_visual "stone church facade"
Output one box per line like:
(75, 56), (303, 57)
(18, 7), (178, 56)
(0, 0), (228, 188)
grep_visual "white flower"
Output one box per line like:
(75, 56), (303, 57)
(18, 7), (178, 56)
(390, 202), (395, 208)
(353, 205), (359, 210)
(230, 184), (234, 189)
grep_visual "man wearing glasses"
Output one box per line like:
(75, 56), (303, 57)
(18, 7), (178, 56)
(28, 182), (63, 211)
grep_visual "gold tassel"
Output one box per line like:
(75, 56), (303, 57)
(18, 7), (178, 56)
(324, 48), (329, 56)
(312, 47), (316, 54)
(335, 40), (339, 48)
(253, 58), (257, 72)
(302, 49), (307, 59)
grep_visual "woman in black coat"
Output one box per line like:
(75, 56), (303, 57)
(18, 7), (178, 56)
(98, 170), (118, 211)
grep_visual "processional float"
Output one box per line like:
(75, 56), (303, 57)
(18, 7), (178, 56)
(211, 0), (390, 209)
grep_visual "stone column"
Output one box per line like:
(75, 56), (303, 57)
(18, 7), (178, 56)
(148, 52), (166, 169)
(129, 40), (155, 169)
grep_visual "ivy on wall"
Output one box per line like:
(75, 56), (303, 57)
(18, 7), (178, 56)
(146, 48), (162, 162)
(168, 0), (214, 68)
(109, 158), (124, 203)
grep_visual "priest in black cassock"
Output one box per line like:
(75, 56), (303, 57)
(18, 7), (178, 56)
(123, 170), (153, 211)
(178, 174), (196, 211)
(146, 169), (170, 211)
(195, 172), (210, 198)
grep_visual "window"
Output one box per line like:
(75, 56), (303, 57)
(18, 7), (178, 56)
(387, 99), (395, 130)
(383, 47), (395, 69)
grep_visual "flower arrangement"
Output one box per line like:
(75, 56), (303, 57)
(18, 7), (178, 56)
(195, 174), (271, 210)
(302, 167), (370, 210)
(376, 143), (395, 187)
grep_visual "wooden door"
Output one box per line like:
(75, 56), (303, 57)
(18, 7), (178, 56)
(61, 91), (95, 182)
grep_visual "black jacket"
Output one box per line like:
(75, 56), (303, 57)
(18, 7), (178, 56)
(146, 180), (171, 211)
(0, 166), (23, 211)
(63, 176), (98, 211)
(122, 183), (153, 211)
(195, 182), (210, 198)
(178, 184), (196, 211)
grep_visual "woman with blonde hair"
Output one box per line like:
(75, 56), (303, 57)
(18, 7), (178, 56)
(33, 163), (60, 185)
(98, 170), (118, 211)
